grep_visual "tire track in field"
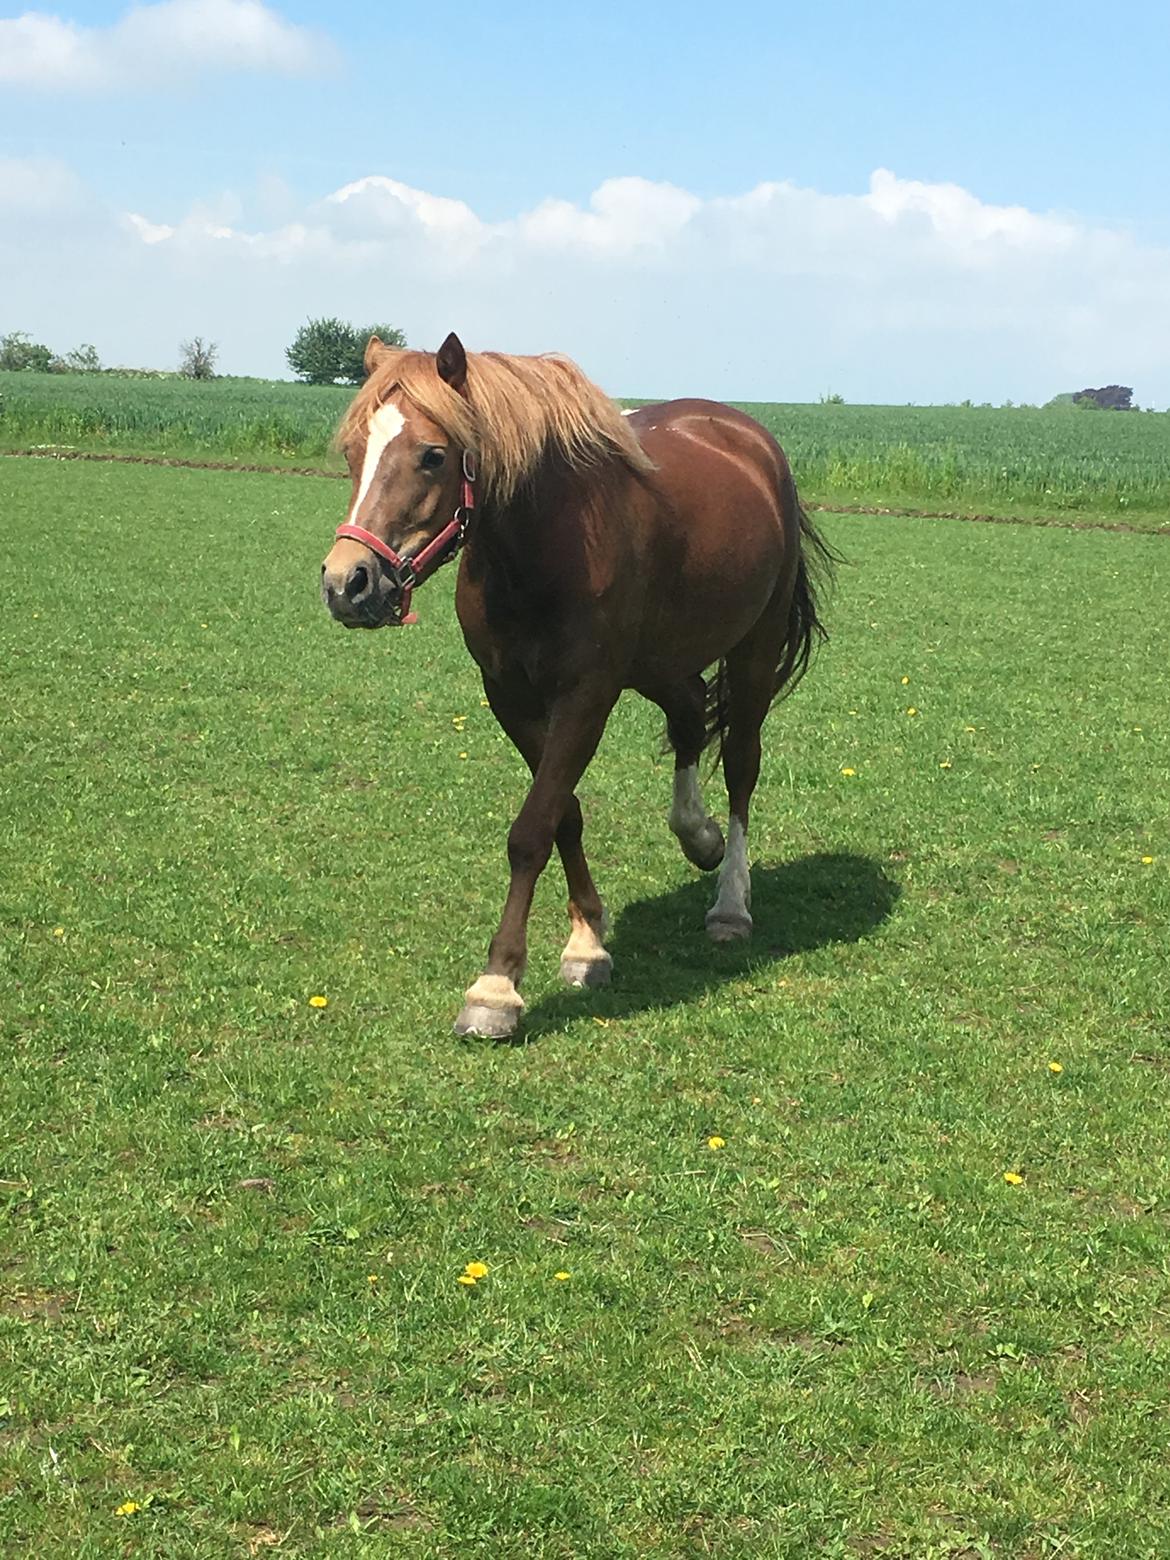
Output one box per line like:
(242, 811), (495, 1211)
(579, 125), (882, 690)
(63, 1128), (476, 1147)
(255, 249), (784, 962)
(4, 447), (1167, 537)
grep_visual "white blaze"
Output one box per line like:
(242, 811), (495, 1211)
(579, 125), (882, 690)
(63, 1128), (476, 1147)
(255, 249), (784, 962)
(349, 401), (405, 524)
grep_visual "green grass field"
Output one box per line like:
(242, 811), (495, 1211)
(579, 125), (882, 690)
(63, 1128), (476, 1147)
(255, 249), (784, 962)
(3, 370), (1169, 524)
(3, 455), (1169, 1556)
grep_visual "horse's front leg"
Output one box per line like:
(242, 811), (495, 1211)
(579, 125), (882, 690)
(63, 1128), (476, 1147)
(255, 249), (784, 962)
(478, 676), (612, 993)
(455, 682), (618, 1039)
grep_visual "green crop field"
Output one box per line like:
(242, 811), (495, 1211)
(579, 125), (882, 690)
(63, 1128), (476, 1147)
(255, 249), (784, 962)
(2, 369), (1169, 524)
(2, 454), (1169, 1556)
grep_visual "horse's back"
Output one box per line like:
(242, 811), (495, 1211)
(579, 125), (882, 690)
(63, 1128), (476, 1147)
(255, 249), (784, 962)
(620, 399), (801, 677)
(626, 398), (791, 484)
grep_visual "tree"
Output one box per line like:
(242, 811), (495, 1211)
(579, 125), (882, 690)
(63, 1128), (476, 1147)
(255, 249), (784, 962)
(1073, 384), (1134, 411)
(286, 317), (406, 385)
(179, 337), (218, 380)
(0, 331), (55, 372)
(65, 343), (102, 373)
(344, 322), (406, 384)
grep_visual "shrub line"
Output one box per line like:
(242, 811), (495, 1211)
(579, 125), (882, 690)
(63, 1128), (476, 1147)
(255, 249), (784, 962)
(3, 447), (1168, 535)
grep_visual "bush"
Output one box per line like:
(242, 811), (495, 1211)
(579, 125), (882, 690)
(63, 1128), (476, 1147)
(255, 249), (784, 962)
(286, 318), (406, 386)
(0, 331), (55, 372)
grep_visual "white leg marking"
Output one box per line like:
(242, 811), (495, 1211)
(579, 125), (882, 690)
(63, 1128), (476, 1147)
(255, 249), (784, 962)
(706, 817), (752, 941)
(349, 401), (405, 524)
(560, 910), (612, 988)
(670, 766), (725, 870)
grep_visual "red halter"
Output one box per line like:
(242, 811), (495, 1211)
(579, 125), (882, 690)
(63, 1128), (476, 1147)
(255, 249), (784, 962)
(333, 449), (477, 625)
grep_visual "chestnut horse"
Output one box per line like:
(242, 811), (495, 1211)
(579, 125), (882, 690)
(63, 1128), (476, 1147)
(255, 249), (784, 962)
(321, 333), (833, 1038)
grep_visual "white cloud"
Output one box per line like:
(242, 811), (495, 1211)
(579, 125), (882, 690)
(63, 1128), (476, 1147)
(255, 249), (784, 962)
(518, 177), (703, 254)
(325, 177), (486, 246)
(0, 0), (334, 91)
(3, 158), (1168, 404)
(0, 152), (89, 212)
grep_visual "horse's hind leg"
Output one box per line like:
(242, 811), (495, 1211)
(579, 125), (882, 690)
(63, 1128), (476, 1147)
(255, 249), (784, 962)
(706, 594), (790, 942)
(652, 675), (725, 871)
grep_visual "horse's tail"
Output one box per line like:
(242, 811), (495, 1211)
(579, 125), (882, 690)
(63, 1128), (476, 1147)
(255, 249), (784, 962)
(703, 492), (837, 762)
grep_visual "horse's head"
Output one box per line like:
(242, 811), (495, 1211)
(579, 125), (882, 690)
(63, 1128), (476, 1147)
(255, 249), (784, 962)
(322, 332), (473, 628)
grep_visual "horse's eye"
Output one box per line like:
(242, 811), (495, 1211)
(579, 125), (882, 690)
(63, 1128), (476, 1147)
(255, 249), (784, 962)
(420, 447), (446, 471)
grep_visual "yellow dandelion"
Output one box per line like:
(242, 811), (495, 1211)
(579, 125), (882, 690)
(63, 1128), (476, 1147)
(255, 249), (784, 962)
(554, 1271), (571, 1281)
(840, 766), (856, 777)
(367, 1273), (379, 1284)
(308, 994), (328, 1009)
(901, 676), (910, 685)
(939, 760), (952, 770)
(964, 724), (976, 732)
(1003, 1171), (1024, 1186)
(458, 751), (468, 760)
(479, 698), (490, 707)
(707, 1135), (726, 1150)
(751, 1095), (762, 1104)
(906, 707), (918, 717)
(53, 926), (64, 937)
(457, 1274), (477, 1286)
(1048, 1061), (1063, 1074)
(114, 1501), (141, 1518)
(1141, 855), (1155, 865)
(464, 1261), (489, 1279)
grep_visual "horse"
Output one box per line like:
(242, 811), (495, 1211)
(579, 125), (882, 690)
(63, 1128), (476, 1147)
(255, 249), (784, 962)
(321, 333), (834, 1038)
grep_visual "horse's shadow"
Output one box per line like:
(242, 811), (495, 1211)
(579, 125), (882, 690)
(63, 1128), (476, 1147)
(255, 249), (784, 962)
(520, 851), (900, 1038)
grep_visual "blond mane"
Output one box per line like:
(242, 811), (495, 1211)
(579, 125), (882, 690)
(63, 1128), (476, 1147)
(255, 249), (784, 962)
(337, 345), (654, 508)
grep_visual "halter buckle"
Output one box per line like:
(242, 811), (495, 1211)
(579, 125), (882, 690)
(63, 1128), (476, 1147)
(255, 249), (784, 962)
(390, 557), (417, 593)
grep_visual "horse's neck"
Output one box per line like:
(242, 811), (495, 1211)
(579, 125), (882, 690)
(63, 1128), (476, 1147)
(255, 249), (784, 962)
(474, 458), (569, 569)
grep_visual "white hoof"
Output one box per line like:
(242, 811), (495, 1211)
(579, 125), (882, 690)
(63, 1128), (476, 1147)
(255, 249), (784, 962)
(454, 1003), (520, 1038)
(453, 974), (524, 1038)
(560, 950), (613, 988)
(706, 909), (753, 943)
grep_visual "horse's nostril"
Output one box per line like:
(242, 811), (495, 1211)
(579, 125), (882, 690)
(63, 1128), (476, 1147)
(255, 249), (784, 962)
(345, 564), (369, 602)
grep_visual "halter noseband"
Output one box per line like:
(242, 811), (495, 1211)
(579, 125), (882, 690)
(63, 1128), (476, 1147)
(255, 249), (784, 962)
(333, 449), (477, 625)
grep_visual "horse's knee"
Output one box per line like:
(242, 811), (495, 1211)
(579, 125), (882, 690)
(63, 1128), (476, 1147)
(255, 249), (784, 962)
(555, 796), (584, 852)
(507, 817), (555, 878)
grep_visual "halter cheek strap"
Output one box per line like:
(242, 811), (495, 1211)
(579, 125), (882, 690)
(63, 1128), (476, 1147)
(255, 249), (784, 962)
(333, 450), (476, 624)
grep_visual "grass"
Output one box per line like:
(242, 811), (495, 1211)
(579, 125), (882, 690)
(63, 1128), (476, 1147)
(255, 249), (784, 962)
(2, 455), (1169, 1557)
(3, 370), (1170, 524)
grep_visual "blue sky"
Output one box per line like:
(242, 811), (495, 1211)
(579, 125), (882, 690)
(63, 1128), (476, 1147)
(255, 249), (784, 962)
(2, 0), (1169, 400)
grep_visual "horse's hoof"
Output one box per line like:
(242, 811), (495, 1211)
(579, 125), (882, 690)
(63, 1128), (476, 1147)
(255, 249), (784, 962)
(454, 975), (524, 1039)
(560, 951), (613, 988)
(454, 1002), (520, 1039)
(706, 910), (753, 943)
(681, 821), (725, 873)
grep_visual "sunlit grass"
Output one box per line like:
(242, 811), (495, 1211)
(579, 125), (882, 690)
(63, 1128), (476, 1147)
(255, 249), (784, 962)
(1, 457), (1168, 1556)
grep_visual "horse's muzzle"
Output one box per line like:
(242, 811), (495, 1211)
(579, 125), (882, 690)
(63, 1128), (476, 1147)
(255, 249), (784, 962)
(321, 558), (409, 628)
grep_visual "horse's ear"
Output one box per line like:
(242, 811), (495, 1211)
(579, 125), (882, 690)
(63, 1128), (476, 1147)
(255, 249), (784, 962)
(364, 334), (388, 377)
(435, 331), (468, 393)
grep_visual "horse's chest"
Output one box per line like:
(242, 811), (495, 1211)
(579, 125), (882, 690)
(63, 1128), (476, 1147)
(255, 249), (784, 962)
(456, 579), (553, 690)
